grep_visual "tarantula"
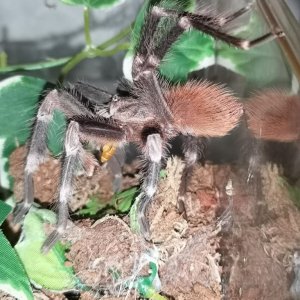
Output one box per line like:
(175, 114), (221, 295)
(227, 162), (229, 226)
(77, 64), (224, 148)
(14, 2), (283, 252)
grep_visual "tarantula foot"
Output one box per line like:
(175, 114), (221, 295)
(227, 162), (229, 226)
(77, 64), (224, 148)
(41, 229), (63, 254)
(177, 195), (188, 220)
(137, 212), (151, 241)
(13, 203), (31, 224)
(136, 194), (152, 241)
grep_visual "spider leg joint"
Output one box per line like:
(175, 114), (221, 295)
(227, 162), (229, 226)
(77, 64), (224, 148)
(147, 133), (163, 163)
(178, 16), (191, 30)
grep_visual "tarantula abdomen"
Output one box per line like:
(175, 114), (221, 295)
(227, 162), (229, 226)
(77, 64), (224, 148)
(164, 80), (243, 137)
(245, 90), (300, 142)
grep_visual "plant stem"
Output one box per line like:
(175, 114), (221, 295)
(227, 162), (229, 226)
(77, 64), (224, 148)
(83, 7), (93, 49)
(58, 42), (130, 82)
(97, 23), (132, 50)
(0, 52), (7, 68)
(0, 57), (70, 73)
(0, 20), (132, 78)
(0, 23), (132, 75)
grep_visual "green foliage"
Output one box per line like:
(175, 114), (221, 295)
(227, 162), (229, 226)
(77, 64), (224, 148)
(0, 201), (12, 224)
(0, 57), (70, 74)
(79, 168), (167, 219)
(136, 261), (166, 300)
(78, 186), (138, 216)
(60, 0), (124, 9)
(0, 200), (34, 300)
(78, 197), (107, 216)
(47, 110), (67, 156)
(0, 76), (46, 157)
(0, 76), (46, 190)
(159, 31), (214, 82)
(217, 14), (290, 90)
(15, 208), (78, 291)
(112, 187), (138, 212)
(0, 76), (66, 192)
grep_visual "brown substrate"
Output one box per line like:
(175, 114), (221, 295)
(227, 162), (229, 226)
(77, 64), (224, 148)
(8, 147), (300, 299)
(220, 164), (300, 300)
(9, 146), (140, 211)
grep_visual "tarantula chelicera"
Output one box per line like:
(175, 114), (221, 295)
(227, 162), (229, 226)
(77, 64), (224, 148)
(14, 2), (283, 252)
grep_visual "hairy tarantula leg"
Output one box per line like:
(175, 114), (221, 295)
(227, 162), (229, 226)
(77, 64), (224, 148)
(13, 90), (92, 223)
(137, 133), (163, 241)
(13, 173), (34, 224)
(183, 12), (284, 50)
(219, 2), (254, 26)
(152, 6), (284, 59)
(136, 5), (161, 58)
(42, 121), (81, 253)
(178, 136), (206, 217)
(107, 149), (126, 193)
(41, 118), (125, 252)
(132, 5), (162, 80)
(14, 93), (56, 223)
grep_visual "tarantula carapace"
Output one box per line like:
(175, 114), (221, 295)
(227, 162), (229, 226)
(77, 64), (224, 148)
(14, 2), (283, 252)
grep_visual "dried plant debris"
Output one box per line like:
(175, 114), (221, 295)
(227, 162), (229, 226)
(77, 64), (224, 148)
(0, 290), (68, 300)
(33, 290), (68, 300)
(0, 291), (15, 300)
(64, 216), (145, 292)
(10, 146), (61, 205)
(8, 145), (300, 299)
(260, 164), (300, 267)
(221, 164), (300, 300)
(149, 157), (223, 300)
(8, 149), (225, 299)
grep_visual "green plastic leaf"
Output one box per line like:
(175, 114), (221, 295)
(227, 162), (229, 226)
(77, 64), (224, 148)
(129, 194), (140, 233)
(159, 31), (214, 82)
(0, 234), (34, 300)
(0, 52), (7, 68)
(0, 200), (12, 225)
(136, 261), (166, 300)
(0, 57), (70, 74)
(0, 76), (46, 190)
(0, 76), (66, 191)
(136, 262), (157, 297)
(0, 76), (47, 151)
(15, 208), (78, 291)
(47, 110), (67, 156)
(111, 186), (137, 212)
(78, 196), (107, 216)
(60, 0), (124, 9)
(217, 14), (291, 90)
(78, 186), (138, 216)
(0, 200), (34, 300)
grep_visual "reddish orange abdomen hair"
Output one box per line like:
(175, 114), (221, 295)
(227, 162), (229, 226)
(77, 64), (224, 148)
(245, 90), (300, 142)
(165, 81), (243, 137)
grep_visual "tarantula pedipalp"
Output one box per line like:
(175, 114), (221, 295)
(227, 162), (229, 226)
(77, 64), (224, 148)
(14, 2), (283, 252)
